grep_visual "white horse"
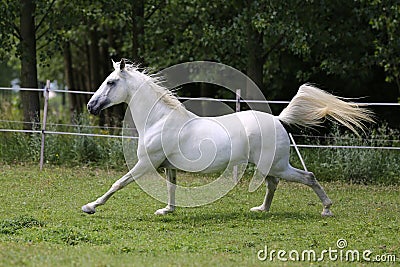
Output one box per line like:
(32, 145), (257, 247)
(82, 59), (373, 217)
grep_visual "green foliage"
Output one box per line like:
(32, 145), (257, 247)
(0, 94), (398, 184)
(1, 0), (399, 119)
(290, 125), (400, 185)
(364, 0), (400, 86)
(0, 1), (19, 61)
(70, 116), (103, 163)
(1, 120), (398, 184)
(0, 114), (127, 169)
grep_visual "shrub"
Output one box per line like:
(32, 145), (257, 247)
(290, 124), (400, 185)
(0, 105), (398, 184)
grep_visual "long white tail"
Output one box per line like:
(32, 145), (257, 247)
(278, 84), (374, 135)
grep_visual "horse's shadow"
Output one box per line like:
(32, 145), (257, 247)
(192, 211), (319, 221)
(146, 209), (324, 225)
(82, 207), (324, 225)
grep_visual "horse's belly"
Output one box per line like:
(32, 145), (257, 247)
(164, 117), (249, 173)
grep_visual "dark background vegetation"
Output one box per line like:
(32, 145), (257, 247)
(0, 0), (399, 126)
(0, 1), (399, 184)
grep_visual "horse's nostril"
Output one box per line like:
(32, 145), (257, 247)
(87, 101), (96, 114)
(87, 99), (96, 111)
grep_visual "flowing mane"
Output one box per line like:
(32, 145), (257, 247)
(118, 60), (183, 110)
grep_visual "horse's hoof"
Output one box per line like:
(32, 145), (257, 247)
(321, 209), (334, 217)
(154, 208), (174, 215)
(250, 206), (266, 212)
(82, 204), (96, 214)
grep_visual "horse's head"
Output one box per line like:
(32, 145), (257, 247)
(87, 59), (130, 115)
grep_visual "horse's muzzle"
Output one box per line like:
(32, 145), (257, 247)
(87, 96), (110, 116)
(87, 102), (99, 115)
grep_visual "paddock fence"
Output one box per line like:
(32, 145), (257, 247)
(1, 82), (399, 170)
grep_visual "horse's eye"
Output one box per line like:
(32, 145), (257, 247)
(107, 80), (115, 86)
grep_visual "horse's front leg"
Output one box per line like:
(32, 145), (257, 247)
(155, 168), (177, 215)
(81, 161), (151, 214)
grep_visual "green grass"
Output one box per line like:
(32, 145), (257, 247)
(0, 165), (399, 266)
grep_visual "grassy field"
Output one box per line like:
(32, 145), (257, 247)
(0, 164), (399, 266)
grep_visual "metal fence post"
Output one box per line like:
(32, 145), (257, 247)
(39, 80), (50, 170)
(233, 89), (241, 182)
(289, 133), (308, 172)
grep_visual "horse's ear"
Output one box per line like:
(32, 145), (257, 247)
(120, 59), (125, 71)
(112, 59), (118, 70)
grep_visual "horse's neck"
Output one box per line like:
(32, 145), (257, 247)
(127, 80), (191, 134)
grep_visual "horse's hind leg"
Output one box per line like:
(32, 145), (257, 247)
(155, 168), (177, 215)
(277, 165), (333, 216)
(250, 176), (279, 212)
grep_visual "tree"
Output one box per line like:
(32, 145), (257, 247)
(20, 0), (40, 129)
(0, 0), (40, 128)
(132, 0), (145, 63)
(0, 0), (68, 128)
(365, 0), (400, 93)
(1, 0), (399, 128)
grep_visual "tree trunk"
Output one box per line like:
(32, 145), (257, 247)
(247, 29), (264, 90)
(246, 23), (267, 112)
(132, 0), (144, 63)
(63, 42), (82, 118)
(102, 32), (124, 129)
(79, 46), (90, 112)
(199, 83), (214, 116)
(89, 29), (102, 90)
(20, 0), (40, 129)
(108, 28), (121, 60)
(88, 29), (106, 125)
